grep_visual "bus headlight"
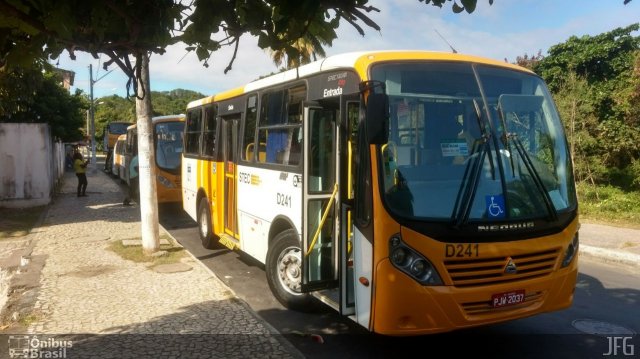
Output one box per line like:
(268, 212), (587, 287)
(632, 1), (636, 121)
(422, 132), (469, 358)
(561, 232), (579, 267)
(391, 247), (409, 266)
(389, 234), (442, 285)
(157, 175), (175, 188)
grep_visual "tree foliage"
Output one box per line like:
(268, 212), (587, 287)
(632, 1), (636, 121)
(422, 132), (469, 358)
(0, 64), (86, 141)
(150, 89), (204, 116)
(0, 0), (496, 94)
(513, 50), (544, 70)
(535, 24), (640, 188)
(419, 0), (491, 14)
(93, 88), (204, 140)
(270, 35), (329, 70)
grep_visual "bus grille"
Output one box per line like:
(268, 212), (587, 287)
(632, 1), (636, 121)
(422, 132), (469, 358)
(461, 291), (545, 315)
(444, 249), (560, 288)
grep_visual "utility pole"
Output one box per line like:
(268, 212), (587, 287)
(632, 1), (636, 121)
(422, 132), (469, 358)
(88, 64), (114, 171)
(89, 64), (96, 171)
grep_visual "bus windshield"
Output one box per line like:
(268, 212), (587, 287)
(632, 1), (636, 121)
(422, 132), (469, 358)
(371, 62), (576, 223)
(108, 123), (129, 135)
(155, 121), (185, 172)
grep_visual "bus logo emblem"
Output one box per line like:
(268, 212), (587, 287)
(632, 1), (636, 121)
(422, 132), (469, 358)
(293, 175), (302, 187)
(504, 258), (518, 274)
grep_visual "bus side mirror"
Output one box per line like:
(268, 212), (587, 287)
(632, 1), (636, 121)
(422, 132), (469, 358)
(366, 93), (389, 144)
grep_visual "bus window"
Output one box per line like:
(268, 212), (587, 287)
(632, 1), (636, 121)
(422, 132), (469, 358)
(309, 108), (336, 192)
(184, 109), (202, 156)
(202, 105), (217, 157)
(257, 86), (305, 165)
(242, 95), (258, 161)
(155, 121), (185, 171)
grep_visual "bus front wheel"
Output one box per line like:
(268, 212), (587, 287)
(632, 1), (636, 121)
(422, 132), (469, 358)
(266, 229), (315, 312)
(197, 199), (216, 249)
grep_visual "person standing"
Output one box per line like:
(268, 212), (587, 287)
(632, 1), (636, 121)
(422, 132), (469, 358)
(73, 152), (89, 197)
(123, 154), (139, 205)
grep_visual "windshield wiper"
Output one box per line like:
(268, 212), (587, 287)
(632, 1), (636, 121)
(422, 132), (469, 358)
(451, 99), (492, 227)
(497, 105), (517, 178)
(509, 133), (559, 221)
(497, 105), (558, 222)
(451, 139), (489, 227)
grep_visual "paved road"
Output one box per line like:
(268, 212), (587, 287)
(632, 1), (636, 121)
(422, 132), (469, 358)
(160, 206), (640, 358)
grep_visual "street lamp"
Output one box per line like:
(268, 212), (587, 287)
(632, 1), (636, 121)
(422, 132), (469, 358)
(89, 64), (113, 171)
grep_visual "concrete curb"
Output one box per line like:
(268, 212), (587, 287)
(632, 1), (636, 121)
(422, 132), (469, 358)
(579, 244), (640, 269)
(159, 224), (305, 359)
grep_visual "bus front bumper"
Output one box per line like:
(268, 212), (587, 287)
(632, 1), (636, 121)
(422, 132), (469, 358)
(371, 258), (578, 336)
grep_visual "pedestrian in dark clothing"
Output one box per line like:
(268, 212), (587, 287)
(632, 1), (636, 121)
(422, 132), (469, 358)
(123, 155), (139, 206)
(73, 152), (89, 197)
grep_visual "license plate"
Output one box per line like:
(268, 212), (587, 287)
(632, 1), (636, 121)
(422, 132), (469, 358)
(491, 290), (525, 308)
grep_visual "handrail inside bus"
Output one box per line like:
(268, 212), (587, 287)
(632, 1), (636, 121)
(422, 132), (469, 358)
(305, 183), (339, 257)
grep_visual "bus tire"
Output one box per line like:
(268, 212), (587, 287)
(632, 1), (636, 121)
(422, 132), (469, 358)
(266, 229), (315, 312)
(197, 199), (216, 249)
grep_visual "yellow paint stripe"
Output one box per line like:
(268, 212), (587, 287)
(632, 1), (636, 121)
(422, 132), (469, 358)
(353, 50), (533, 81)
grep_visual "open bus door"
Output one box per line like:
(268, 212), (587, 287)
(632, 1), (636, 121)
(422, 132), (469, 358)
(301, 98), (359, 317)
(338, 95), (360, 316)
(302, 105), (339, 295)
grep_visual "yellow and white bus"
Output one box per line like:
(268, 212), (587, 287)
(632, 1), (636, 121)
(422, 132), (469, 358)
(125, 115), (185, 203)
(103, 121), (131, 173)
(111, 133), (127, 180)
(182, 51), (579, 335)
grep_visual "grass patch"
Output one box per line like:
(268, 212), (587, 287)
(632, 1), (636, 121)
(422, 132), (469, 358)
(577, 183), (640, 229)
(107, 235), (186, 266)
(18, 311), (42, 327)
(0, 206), (46, 239)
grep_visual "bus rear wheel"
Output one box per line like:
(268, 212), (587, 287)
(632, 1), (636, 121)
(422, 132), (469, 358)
(266, 229), (315, 312)
(197, 199), (216, 249)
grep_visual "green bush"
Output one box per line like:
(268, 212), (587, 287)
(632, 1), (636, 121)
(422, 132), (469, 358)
(577, 182), (640, 227)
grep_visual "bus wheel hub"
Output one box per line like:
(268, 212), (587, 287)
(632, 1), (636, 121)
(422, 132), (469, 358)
(278, 247), (301, 293)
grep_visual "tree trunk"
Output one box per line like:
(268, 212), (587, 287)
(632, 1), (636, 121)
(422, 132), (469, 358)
(135, 52), (160, 254)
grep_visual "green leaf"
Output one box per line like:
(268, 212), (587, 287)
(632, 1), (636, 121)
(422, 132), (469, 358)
(195, 46), (208, 61)
(461, 0), (477, 13)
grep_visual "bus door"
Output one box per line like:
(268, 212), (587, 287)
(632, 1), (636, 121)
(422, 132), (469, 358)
(221, 115), (239, 237)
(338, 95), (360, 315)
(302, 105), (339, 293)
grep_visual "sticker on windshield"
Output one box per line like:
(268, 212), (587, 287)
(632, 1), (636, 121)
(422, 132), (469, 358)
(440, 139), (469, 157)
(486, 195), (505, 219)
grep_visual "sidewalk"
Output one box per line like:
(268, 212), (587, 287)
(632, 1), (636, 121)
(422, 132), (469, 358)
(579, 222), (640, 269)
(0, 167), (302, 358)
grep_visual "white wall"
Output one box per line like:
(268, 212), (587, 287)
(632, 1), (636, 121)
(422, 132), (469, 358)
(0, 123), (63, 208)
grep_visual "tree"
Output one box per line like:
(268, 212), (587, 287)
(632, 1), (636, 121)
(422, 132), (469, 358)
(270, 35), (329, 70)
(536, 24), (640, 189)
(149, 89), (204, 116)
(0, 0), (489, 254)
(94, 89), (204, 141)
(0, 63), (86, 141)
(512, 50), (544, 70)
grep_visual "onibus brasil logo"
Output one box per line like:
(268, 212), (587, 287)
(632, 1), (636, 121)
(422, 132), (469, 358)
(8, 335), (72, 358)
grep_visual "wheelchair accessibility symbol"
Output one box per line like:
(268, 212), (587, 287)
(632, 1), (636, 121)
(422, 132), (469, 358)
(486, 195), (505, 219)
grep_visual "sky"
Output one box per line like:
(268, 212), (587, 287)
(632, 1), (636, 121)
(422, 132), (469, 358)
(53, 0), (640, 100)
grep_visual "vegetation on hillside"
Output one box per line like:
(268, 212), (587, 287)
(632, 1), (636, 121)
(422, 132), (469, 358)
(534, 24), (640, 189)
(519, 24), (640, 225)
(94, 89), (204, 142)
